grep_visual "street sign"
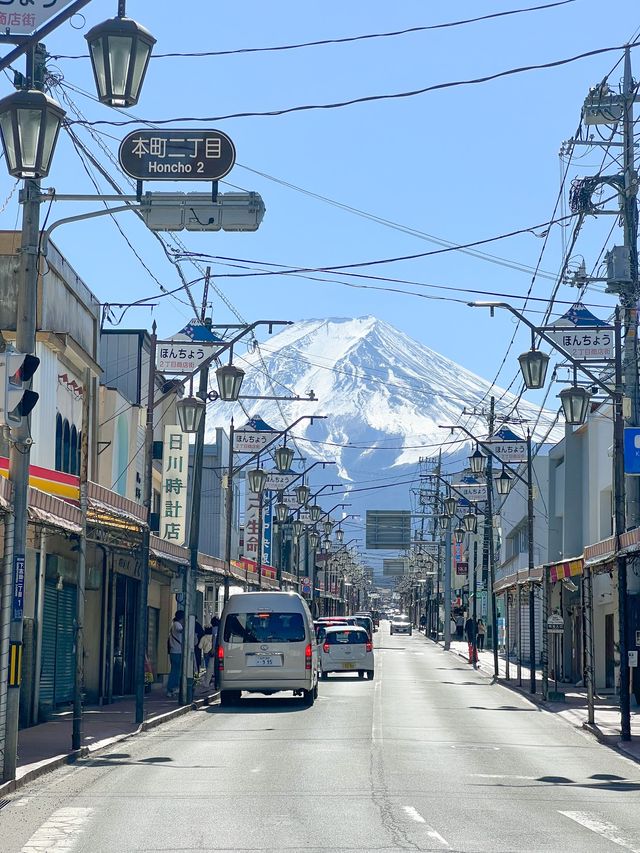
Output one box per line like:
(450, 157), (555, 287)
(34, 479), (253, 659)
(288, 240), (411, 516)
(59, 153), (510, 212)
(455, 482), (487, 501)
(281, 493), (300, 507)
(629, 650), (638, 668)
(624, 428), (640, 475)
(233, 418), (278, 453)
(0, 1), (72, 35)
(547, 303), (614, 361)
(12, 553), (25, 620)
(119, 129), (236, 181)
(366, 510), (412, 549)
(547, 613), (564, 634)
(456, 561), (468, 576)
(156, 340), (216, 374)
(264, 471), (297, 491)
(419, 541), (440, 557)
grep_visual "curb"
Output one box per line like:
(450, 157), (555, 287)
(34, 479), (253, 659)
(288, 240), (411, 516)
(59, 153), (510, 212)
(0, 691), (219, 798)
(433, 635), (640, 765)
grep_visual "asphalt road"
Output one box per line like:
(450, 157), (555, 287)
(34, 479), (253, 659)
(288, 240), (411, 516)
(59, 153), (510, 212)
(3, 622), (640, 853)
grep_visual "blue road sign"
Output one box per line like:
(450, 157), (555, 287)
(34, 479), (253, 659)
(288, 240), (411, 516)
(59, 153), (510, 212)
(624, 428), (640, 475)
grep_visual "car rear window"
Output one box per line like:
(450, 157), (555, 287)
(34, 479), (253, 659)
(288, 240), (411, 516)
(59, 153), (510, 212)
(326, 630), (368, 645)
(223, 612), (305, 644)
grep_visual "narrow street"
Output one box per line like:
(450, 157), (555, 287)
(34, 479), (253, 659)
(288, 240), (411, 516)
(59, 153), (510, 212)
(2, 623), (639, 853)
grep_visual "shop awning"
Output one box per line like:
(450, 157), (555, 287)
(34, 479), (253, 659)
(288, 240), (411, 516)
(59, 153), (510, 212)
(493, 564), (543, 593)
(150, 535), (189, 567)
(548, 557), (583, 582)
(27, 486), (82, 534)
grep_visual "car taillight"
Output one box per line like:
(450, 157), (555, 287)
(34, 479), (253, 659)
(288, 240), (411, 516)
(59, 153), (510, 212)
(217, 645), (224, 671)
(366, 641), (372, 653)
(305, 643), (313, 670)
(322, 642), (330, 654)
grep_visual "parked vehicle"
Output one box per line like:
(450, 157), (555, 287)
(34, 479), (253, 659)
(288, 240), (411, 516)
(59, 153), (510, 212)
(390, 615), (412, 636)
(319, 626), (374, 679)
(218, 592), (319, 707)
(352, 615), (374, 639)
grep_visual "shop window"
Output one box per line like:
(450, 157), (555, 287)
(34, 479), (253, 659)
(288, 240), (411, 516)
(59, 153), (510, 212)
(70, 426), (78, 475)
(55, 414), (63, 471)
(62, 420), (71, 473)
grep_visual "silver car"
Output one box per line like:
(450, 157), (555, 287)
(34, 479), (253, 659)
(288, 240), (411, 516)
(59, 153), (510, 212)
(390, 615), (412, 636)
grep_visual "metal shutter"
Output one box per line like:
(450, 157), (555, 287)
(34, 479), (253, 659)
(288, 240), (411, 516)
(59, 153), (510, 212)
(39, 581), (77, 709)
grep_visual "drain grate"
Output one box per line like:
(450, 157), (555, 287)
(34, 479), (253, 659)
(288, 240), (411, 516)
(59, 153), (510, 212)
(0, 798), (10, 811)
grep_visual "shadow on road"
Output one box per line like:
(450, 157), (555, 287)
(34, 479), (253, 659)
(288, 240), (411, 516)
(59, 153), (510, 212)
(207, 697), (311, 715)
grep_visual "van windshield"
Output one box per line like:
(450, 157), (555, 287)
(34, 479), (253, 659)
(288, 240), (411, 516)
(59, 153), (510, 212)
(223, 612), (305, 644)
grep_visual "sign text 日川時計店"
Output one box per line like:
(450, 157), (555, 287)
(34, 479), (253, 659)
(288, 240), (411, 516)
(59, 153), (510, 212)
(118, 129), (236, 182)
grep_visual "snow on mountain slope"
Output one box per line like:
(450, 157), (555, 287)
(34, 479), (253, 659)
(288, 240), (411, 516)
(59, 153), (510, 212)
(204, 316), (560, 480)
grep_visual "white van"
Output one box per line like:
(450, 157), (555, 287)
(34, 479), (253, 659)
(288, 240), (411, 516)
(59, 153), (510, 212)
(218, 591), (319, 706)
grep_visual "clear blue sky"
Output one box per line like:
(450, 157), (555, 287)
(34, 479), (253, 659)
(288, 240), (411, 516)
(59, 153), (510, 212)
(0, 0), (636, 404)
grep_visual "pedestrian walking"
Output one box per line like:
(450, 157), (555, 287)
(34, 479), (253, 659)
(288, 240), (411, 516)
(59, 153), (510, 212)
(202, 615), (220, 690)
(166, 610), (184, 698)
(477, 618), (486, 651)
(464, 615), (477, 664)
(194, 619), (205, 673)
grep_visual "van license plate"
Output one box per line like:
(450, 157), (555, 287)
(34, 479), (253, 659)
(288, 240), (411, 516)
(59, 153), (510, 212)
(248, 656), (282, 667)
(343, 662), (356, 670)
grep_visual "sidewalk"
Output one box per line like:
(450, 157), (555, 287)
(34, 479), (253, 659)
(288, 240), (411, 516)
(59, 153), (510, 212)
(5, 679), (218, 793)
(431, 632), (640, 763)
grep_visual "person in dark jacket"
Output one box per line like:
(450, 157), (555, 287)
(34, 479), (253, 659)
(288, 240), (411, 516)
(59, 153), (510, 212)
(465, 616), (477, 664)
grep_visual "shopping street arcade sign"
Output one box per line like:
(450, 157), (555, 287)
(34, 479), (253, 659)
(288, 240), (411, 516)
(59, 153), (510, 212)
(0, 0), (71, 34)
(119, 129), (236, 182)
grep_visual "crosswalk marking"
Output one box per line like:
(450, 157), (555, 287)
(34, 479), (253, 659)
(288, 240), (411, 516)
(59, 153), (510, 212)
(22, 807), (93, 852)
(559, 811), (640, 852)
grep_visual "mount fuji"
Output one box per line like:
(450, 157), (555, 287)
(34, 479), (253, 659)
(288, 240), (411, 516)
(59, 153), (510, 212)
(203, 317), (560, 554)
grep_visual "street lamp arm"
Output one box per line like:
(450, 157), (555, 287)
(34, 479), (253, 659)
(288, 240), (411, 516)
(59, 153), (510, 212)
(468, 301), (615, 398)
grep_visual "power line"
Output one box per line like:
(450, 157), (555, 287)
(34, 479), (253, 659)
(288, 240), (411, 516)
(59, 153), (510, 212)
(71, 42), (639, 128)
(52, 1), (578, 61)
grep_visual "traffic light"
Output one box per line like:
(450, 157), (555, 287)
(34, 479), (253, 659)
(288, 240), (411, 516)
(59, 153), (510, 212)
(0, 352), (40, 426)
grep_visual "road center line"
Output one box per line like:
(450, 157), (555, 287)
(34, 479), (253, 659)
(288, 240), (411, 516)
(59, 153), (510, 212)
(22, 807), (94, 853)
(559, 811), (640, 852)
(402, 806), (450, 847)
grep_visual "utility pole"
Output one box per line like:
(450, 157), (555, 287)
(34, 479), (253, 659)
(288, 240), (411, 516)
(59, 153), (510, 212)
(526, 429), (536, 694)
(3, 44), (45, 783)
(223, 418), (234, 604)
(135, 322), (156, 725)
(182, 276), (211, 704)
(484, 397), (499, 678)
(72, 368), (90, 750)
(622, 47), (640, 528)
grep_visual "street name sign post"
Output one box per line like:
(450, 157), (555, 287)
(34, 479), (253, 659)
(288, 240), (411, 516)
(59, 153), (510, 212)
(547, 613), (565, 701)
(119, 129), (236, 181)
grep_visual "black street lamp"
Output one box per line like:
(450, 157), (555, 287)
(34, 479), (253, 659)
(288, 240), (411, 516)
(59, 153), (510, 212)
(495, 468), (513, 496)
(273, 445), (294, 473)
(469, 448), (487, 476)
(0, 88), (65, 179)
(275, 502), (289, 523)
(309, 504), (322, 523)
(453, 524), (465, 545)
(439, 514), (450, 532)
(176, 395), (205, 434)
(216, 364), (244, 401)
(295, 484), (310, 505)
(308, 530), (320, 550)
(247, 467), (267, 495)
(518, 348), (550, 390)
(86, 8), (156, 108)
(323, 520), (333, 538)
(292, 519), (304, 539)
(559, 385), (591, 425)
(444, 496), (457, 517)
(335, 527), (344, 544)
(463, 510), (478, 534)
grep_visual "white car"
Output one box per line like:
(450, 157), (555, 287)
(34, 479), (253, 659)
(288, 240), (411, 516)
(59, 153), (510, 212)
(320, 626), (374, 679)
(390, 615), (412, 636)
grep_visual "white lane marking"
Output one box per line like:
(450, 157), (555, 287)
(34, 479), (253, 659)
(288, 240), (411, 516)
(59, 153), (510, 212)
(22, 806), (93, 852)
(402, 807), (449, 847)
(559, 811), (640, 852)
(250, 766), (262, 773)
(471, 773), (536, 781)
